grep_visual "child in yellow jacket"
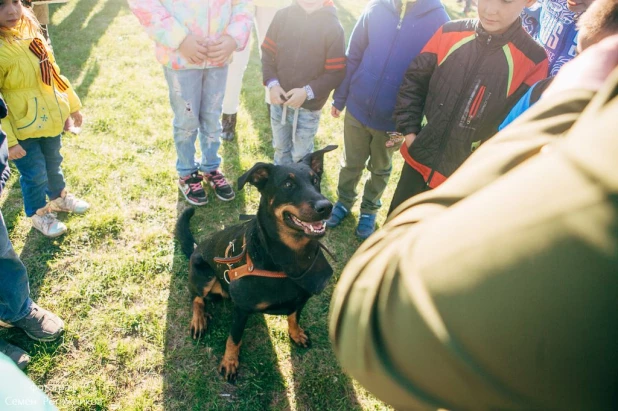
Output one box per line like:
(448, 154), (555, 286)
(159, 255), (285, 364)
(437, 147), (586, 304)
(0, 3), (88, 237)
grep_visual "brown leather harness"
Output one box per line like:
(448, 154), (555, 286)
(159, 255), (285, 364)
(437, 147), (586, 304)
(214, 236), (286, 283)
(213, 236), (336, 284)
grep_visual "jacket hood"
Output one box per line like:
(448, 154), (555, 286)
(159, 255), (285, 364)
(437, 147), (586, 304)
(381, 0), (445, 16)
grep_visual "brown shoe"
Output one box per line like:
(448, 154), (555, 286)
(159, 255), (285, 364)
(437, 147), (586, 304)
(0, 339), (30, 370)
(1, 303), (64, 342)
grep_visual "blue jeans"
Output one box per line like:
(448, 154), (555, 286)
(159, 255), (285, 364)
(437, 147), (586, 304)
(12, 135), (66, 217)
(270, 104), (321, 165)
(0, 211), (32, 323)
(163, 66), (228, 177)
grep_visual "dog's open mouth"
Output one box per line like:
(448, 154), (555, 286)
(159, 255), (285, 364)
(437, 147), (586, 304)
(285, 212), (326, 236)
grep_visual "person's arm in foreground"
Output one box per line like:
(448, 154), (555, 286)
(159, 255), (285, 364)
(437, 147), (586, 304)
(329, 35), (618, 411)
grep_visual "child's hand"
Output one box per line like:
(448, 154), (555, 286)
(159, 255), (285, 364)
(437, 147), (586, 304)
(404, 133), (417, 147)
(270, 85), (287, 105)
(71, 111), (83, 127)
(8, 144), (26, 160)
(284, 88), (307, 109)
(179, 33), (208, 65)
(331, 106), (342, 118)
(207, 35), (237, 65)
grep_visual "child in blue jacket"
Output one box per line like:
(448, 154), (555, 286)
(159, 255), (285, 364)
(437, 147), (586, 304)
(326, 0), (449, 239)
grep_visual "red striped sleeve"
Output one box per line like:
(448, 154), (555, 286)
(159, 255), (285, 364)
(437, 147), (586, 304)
(325, 57), (346, 70)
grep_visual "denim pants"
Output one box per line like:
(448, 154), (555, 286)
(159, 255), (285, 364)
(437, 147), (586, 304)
(12, 135), (66, 217)
(270, 104), (321, 165)
(163, 66), (228, 177)
(0, 211), (32, 323)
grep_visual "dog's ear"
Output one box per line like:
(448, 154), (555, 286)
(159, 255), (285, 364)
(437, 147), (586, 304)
(299, 145), (337, 177)
(238, 162), (273, 191)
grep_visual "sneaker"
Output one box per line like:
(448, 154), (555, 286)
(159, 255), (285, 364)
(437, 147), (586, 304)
(356, 213), (377, 240)
(221, 113), (237, 142)
(0, 303), (64, 342)
(206, 170), (235, 201)
(31, 211), (67, 237)
(0, 339), (30, 370)
(325, 202), (349, 228)
(49, 190), (89, 214)
(178, 172), (208, 206)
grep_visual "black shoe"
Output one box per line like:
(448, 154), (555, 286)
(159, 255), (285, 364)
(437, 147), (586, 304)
(221, 113), (236, 142)
(1, 302), (65, 342)
(206, 170), (235, 201)
(0, 339), (30, 370)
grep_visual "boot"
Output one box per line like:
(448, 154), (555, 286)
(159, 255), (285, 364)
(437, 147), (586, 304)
(221, 113), (237, 142)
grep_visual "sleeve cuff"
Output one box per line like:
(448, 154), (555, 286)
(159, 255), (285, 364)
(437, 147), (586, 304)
(304, 85), (315, 101)
(399, 125), (421, 136)
(267, 79), (280, 89)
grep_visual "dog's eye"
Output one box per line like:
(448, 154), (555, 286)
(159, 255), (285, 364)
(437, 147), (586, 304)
(312, 176), (319, 186)
(284, 180), (295, 189)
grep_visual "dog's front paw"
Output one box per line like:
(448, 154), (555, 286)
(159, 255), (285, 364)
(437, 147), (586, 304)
(190, 311), (212, 339)
(219, 357), (239, 383)
(289, 328), (311, 348)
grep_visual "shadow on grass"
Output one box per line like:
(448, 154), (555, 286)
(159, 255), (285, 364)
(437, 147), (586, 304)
(163, 185), (361, 410)
(48, 0), (124, 101)
(0, 174), (67, 377)
(162, 197), (290, 410)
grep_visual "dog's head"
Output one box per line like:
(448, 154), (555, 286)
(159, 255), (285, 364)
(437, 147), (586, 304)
(238, 146), (337, 247)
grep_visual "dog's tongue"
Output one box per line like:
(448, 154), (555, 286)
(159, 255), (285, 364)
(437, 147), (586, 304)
(301, 220), (325, 234)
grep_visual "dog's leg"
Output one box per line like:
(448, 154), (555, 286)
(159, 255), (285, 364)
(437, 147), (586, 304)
(190, 277), (216, 339)
(288, 303), (311, 348)
(189, 255), (217, 339)
(209, 279), (229, 299)
(219, 307), (249, 383)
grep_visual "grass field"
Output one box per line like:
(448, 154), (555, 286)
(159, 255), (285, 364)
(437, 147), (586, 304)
(0, 0), (466, 409)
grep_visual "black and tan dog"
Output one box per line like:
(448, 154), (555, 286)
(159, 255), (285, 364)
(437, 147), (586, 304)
(175, 146), (336, 382)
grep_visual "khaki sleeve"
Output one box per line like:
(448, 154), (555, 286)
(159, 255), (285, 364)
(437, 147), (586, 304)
(329, 70), (618, 411)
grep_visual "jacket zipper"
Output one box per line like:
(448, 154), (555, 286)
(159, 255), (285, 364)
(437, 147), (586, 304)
(367, 6), (406, 119)
(426, 34), (492, 186)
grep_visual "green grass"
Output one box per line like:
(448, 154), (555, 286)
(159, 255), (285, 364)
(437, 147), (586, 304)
(0, 0), (467, 409)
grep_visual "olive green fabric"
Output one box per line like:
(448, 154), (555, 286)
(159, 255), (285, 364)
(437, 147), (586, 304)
(329, 68), (618, 410)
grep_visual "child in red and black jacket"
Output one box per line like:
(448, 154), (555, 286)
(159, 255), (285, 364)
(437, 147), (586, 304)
(388, 0), (549, 214)
(262, 0), (346, 165)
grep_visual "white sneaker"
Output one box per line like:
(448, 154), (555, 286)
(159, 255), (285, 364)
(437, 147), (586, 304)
(49, 191), (89, 214)
(31, 212), (67, 237)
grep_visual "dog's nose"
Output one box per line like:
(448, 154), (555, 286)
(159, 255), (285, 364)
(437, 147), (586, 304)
(314, 199), (333, 217)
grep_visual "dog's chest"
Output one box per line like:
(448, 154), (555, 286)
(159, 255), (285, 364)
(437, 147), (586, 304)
(227, 277), (310, 314)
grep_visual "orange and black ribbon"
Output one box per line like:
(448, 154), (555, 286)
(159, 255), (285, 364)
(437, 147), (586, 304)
(28, 38), (69, 92)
